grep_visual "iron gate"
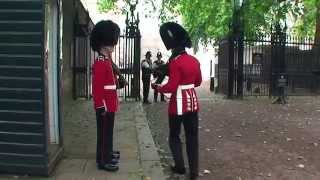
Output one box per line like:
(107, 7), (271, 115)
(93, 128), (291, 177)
(73, 10), (141, 101)
(73, 11), (95, 99)
(217, 33), (320, 97)
(112, 4), (141, 101)
(112, 32), (141, 101)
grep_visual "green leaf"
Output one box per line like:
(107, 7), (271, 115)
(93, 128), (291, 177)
(97, 0), (319, 49)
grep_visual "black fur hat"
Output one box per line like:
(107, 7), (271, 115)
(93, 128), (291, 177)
(159, 22), (192, 50)
(90, 20), (120, 52)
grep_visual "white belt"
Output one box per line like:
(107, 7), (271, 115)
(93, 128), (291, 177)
(177, 84), (195, 115)
(179, 84), (195, 90)
(104, 85), (117, 90)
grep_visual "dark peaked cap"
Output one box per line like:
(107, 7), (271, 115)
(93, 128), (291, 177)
(159, 22), (192, 50)
(90, 20), (120, 52)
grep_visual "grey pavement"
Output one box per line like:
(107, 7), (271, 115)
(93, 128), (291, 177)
(0, 100), (166, 180)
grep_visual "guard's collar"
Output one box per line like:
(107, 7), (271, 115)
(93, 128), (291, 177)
(97, 54), (111, 61)
(169, 47), (186, 61)
(97, 55), (105, 61)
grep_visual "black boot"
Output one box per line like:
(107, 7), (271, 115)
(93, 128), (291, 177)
(143, 99), (151, 104)
(98, 162), (119, 172)
(154, 92), (158, 102)
(160, 94), (165, 102)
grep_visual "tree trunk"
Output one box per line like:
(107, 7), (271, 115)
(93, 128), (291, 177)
(315, 2), (320, 45)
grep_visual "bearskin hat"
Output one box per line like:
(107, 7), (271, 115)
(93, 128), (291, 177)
(159, 22), (192, 50)
(90, 20), (120, 52)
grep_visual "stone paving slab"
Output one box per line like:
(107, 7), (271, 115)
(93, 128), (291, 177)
(55, 159), (86, 174)
(0, 101), (165, 180)
(135, 104), (166, 180)
(140, 161), (165, 180)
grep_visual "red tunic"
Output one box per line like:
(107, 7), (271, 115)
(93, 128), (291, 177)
(157, 53), (202, 115)
(92, 56), (119, 112)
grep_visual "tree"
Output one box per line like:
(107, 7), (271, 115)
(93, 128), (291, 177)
(97, 0), (117, 12)
(165, 0), (319, 45)
(97, 0), (320, 46)
(97, 0), (159, 17)
(161, 0), (304, 42)
(316, 2), (320, 44)
(292, 0), (320, 44)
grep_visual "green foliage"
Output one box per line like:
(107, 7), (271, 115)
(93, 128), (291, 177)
(163, 0), (307, 41)
(97, 0), (319, 47)
(97, 0), (158, 17)
(178, 0), (233, 48)
(159, 0), (180, 22)
(97, 0), (117, 12)
(292, 0), (318, 37)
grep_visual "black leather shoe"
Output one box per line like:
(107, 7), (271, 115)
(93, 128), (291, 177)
(98, 163), (119, 172)
(171, 166), (186, 174)
(110, 158), (119, 164)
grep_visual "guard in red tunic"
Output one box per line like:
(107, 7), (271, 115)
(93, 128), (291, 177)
(90, 20), (121, 171)
(152, 22), (202, 180)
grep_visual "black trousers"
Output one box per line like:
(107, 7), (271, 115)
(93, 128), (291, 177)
(169, 112), (199, 175)
(142, 76), (150, 102)
(154, 89), (165, 101)
(96, 109), (115, 165)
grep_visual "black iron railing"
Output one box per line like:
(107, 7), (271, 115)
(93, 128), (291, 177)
(217, 34), (320, 97)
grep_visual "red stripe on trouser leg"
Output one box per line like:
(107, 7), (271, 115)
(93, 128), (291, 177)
(100, 115), (103, 162)
(193, 90), (197, 111)
(101, 114), (105, 163)
(176, 87), (183, 115)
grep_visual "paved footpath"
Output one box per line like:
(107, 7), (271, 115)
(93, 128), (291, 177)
(0, 100), (166, 180)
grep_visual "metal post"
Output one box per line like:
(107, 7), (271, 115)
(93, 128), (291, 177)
(210, 60), (212, 77)
(210, 60), (215, 92)
(228, 36), (235, 98)
(237, 31), (244, 97)
(271, 23), (287, 104)
(125, 0), (141, 101)
(230, 0), (244, 98)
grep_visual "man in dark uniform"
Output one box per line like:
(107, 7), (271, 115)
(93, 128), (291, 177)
(152, 22), (202, 180)
(141, 51), (153, 104)
(90, 20), (123, 172)
(152, 52), (165, 102)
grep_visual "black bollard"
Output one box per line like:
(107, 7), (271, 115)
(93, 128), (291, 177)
(210, 77), (215, 92)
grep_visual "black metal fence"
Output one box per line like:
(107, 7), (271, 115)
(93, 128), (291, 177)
(217, 34), (320, 97)
(112, 5), (141, 101)
(73, 27), (95, 99)
(113, 32), (141, 100)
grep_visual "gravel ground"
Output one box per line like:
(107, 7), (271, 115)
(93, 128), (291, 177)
(143, 80), (320, 180)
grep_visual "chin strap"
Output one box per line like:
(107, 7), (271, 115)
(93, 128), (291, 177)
(169, 47), (186, 62)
